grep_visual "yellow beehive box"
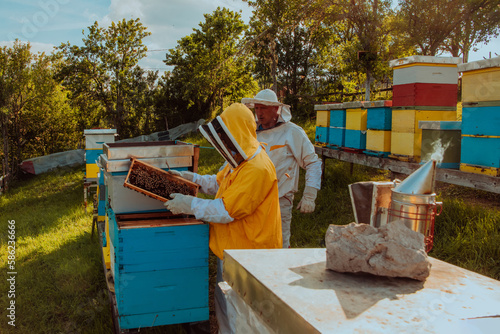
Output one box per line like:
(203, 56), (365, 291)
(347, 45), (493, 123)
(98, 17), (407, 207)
(460, 163), (500, 177)
(85, 163), (100, 179)
(316, 110), (330, 127)
(458, 57), (500, 103)
(345, 109), (367, 130)
(366, 130), (391, 152)
(390, 132), (421, 159)
(103, 215), (111, 269)
(392, 109), (457, 133)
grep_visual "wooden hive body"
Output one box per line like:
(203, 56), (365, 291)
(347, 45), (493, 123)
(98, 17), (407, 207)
(107, 209), (209, 329)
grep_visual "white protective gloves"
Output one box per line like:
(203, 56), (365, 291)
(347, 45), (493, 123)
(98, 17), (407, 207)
(168, 169), (194, 181)
(296, 186), (318, 213)
(164, 193), (195, 215)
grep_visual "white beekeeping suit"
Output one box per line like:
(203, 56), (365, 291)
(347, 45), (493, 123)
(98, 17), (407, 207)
(242, 89), (322, 248)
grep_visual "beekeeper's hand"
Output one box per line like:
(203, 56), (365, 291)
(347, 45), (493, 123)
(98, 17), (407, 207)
(296, 186), (318, 213)
(164, 193), (194, 215)
(168, 170), (194, 181)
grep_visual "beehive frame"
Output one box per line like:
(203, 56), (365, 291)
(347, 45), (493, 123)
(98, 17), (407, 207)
(124, 158), (199, 202)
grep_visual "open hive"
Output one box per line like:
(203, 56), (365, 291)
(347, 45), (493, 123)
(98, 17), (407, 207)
(124, 158), (199, 202)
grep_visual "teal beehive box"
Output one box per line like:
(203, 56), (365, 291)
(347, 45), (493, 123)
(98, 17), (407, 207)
(315, 126), (329, 145)
(329, 103), (346, 127)
(363, 100), (392, 130)
(108, 208), (209, 330)
(328, 127), (345, 148)
(344, 129), (367, 150)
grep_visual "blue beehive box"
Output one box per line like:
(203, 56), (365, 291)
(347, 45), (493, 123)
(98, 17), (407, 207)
(315, 126), (329, 145)
(363, 101), (392, 131)
(97, 165), (106, 216)
(461, 136), (500, 168)
(460, 104), (500, 169)
(329, 103), (346, 127)
(330, 109), (346, 127)
(328, 127), (345, 148)
(344, 129), (367, 150)
(462, 105), (500, 136)
(107, 208), (209, 330)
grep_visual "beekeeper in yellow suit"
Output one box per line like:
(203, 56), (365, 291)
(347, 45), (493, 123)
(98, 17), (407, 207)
(165, 102), (282, 333)
(242, 89), (322, 248)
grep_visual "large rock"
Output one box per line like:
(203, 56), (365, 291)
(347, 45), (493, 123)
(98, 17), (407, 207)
(325, 221), (431, 281)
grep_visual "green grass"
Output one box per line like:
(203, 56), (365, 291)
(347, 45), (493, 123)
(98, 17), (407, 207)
(0, 167), (113, 333)
(1, 127), (499, 333)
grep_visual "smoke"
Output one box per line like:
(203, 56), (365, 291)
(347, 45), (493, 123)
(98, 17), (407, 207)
(429, 138), (452, 164)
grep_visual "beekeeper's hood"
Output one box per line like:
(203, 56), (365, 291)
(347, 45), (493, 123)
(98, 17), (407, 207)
(199, 103), (260, 169)
(241, 89), (292, 123)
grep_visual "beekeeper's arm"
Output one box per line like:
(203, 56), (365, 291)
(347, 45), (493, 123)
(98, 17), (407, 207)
(164, 193), (234, 223)
(169, 170), (219, 195)
(291, 128), (322, 213)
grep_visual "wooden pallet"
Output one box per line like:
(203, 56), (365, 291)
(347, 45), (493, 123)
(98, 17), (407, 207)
(388, 153), (418, 163)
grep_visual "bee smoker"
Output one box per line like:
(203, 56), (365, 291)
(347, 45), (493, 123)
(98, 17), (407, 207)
(387, 160), (442, 252)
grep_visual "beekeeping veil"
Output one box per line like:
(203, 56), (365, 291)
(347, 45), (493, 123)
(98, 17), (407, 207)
(241, 88), (292, 123)
(199, 103), (260, 169)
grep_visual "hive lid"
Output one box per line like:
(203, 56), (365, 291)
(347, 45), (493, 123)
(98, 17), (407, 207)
(362, 100), (393, 108)
(457, 56), (500, 73)
(84, 129), (117, 136)
(314, 103), (344, 111)
(393, 160), (437, 195)
(343, 101), (363, 109)
(389, 55), (462, 68)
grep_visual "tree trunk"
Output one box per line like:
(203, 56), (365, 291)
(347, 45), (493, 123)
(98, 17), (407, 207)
(271, 39), (278, 93)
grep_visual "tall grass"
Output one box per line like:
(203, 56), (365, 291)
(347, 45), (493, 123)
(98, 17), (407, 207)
(0, 167), (112, 333)
(1, 126), (499, 333)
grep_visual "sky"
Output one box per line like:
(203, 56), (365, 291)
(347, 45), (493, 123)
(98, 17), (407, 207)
(0, 0), (499, 72)
(0, 0), (254, 71)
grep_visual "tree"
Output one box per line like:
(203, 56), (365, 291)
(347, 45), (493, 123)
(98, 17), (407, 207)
(57, 18), (152, 137)
(1, 41), (78, 187)
(342, 0), (396, 100)
(161, 7), (257, 124)
(395, 0), (497, 57)
(442, 1), (500, 62)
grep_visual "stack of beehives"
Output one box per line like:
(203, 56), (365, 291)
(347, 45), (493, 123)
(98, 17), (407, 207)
(362, 100), (393, 157)
(458, 57), (500, 177)
(97, 141), (209, 330)
(389, 56), (461, 162)
(343, 101), (367, 152)
(314, 103), (346, 149)
(83, 129), (116, 181)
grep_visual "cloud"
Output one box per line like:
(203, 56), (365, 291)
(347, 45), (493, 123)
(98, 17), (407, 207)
(99, 0), (252, 70)
(0, 40), (57, 55)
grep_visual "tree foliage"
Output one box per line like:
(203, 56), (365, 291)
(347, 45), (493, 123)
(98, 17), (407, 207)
(395, 0), (500, 58)
(0, 41), (78, 186)
(159, 7), (257, 125)
(57, 18), (157, 138)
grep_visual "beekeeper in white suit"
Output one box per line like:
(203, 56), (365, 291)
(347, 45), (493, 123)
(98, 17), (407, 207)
(242, 89), (322, 248)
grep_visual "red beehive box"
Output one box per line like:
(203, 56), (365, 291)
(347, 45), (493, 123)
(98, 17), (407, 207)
(392, 83), (458, 107)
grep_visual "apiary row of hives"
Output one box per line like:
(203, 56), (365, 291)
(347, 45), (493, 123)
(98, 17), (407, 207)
(82, 133), (210, 331)
(458, 57), (500, 176)
(315, 55), (500, 176)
